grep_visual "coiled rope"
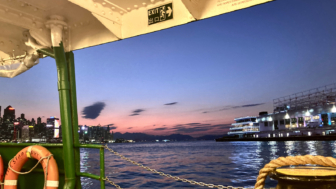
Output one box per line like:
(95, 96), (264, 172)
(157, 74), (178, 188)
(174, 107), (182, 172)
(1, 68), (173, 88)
(254, 155), (336, 189)
(8, 154), (53, 189)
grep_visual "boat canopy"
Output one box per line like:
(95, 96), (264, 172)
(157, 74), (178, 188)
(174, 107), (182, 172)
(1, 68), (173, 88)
(0, 0), (272, 78)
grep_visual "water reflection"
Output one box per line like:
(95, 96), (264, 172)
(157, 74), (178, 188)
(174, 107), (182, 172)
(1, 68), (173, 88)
(332, 141), (336, 157)
(268, 141), (278, 158)
(285, 141), (295, 156)
(80, 148), (94, 188)
(306, 141), (317, 156)
(80, 141), (336, 189)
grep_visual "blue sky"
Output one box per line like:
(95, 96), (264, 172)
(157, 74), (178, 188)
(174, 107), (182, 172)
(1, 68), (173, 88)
(1, 0), (336, 137)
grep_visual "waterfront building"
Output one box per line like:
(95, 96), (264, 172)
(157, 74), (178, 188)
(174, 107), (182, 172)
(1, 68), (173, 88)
(29, 125), (34, 141)
(31, 118), (36, 126)
(3, 105), (15, 122)
(46, 117), (62, 141)
(79, 125), (112, 143)
(37, 117), (42, 125)
(0, 106), (50, 142)
(0, 104), (113, 143)
(0, 123), (7, 139)
(228, 116), (259, 138)
(78, 125), (89, 142)
(225, 84), (336, 139)
(21, 125), (29, 142)
(255, 84), (336, 138)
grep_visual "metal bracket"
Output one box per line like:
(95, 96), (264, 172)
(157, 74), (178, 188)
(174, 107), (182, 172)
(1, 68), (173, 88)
(45, 15), (68, 47)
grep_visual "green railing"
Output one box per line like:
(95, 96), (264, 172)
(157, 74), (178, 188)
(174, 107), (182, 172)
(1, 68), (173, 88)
(0, 44), (107, 189)
(0, 142), (106, 189)
(75, 144), (106, 189)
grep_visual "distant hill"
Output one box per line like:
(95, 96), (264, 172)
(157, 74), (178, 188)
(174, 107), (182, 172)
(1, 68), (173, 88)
(195, 135), (224, 140)
(112, 132), (223, 142)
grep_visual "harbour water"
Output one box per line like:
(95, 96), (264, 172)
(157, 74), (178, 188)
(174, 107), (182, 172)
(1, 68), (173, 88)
(80, 141), (336, 189)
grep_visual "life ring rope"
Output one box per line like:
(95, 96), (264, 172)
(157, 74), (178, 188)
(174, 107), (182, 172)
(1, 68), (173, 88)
(4, 145), (59, 189)
(7, 154), (53, 175)
(7, 154), (53, 189)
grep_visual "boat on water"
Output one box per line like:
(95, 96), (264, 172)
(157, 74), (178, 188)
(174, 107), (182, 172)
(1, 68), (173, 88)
(0, 0), (336, 188)
(217, 83), (336, 142)
(227, 116), (259, 138)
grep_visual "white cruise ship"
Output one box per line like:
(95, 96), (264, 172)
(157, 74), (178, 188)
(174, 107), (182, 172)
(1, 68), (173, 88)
(228, 116), (259, 138)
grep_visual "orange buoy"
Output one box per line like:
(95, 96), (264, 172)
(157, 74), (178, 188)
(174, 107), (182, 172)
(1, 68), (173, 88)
(4, 145), (59, 189)
(0, 155), (4, 184)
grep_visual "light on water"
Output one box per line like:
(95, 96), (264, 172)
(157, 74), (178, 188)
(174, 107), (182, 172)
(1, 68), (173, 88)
(80, 141), (336, 189)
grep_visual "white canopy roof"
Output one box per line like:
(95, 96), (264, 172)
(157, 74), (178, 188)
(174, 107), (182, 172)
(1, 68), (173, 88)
(0, 0), (272, 77)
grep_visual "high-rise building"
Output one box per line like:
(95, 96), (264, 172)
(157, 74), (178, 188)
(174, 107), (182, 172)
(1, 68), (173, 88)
(106, 125), (111, 140)
(21, 113), (25, 119)
(29, 125), (34, 141)
(46, 117), (61, 141)
(3, 106), (15, 121)
(37, 117), (41, 125)
(21, 126), (29, 142)
(31, 118), (36, 126)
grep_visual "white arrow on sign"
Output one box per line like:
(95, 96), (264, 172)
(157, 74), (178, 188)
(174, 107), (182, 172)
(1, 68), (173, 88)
(166, 7), (172, 17)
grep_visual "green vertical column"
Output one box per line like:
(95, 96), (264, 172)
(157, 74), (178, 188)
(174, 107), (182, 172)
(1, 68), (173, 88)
(100, 147), (106, 189)
(66, 51), (82, 189)
(54, 42), (76, 189)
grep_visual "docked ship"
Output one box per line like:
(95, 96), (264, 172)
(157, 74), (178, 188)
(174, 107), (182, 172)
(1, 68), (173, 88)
(218, 83), (336, 141)
(227, 116), (259, 138)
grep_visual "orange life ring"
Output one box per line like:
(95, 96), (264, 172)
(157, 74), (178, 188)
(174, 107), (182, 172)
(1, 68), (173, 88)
(3, 145), (59, 189)
(0, 155), (4, 184)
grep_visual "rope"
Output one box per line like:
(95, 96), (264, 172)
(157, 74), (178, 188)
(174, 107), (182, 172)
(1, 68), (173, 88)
(254, 155), (336, 189)
(8, 154), (53, 189)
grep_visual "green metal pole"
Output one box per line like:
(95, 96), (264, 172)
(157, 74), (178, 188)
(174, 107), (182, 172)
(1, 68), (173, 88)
(66, 51), (82, 189)
(37, 48), (55, 58)
(54, 42), (76, 189)
(100, 147), (106, 189)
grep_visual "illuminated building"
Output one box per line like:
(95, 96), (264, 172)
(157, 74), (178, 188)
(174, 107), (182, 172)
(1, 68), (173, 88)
(258, 83), (336, 138)
(226, 83), (336, 139)
(21, 126), (30, 142)
(29, 125), (34, 140)
(46, 117), (62, 141)
(3, 105), (15, 121)
(80, 125), (111, 143)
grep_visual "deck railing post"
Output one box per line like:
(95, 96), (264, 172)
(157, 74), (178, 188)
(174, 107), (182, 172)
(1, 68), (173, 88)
(100, 147), (106, 189)
(54, 42), (76, 189)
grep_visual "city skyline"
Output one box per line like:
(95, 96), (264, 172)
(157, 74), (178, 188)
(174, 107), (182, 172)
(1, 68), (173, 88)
(1, 0), (336, 137)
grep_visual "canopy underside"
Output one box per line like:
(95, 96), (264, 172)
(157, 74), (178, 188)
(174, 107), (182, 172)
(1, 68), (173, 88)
(0, 0), (272, 77)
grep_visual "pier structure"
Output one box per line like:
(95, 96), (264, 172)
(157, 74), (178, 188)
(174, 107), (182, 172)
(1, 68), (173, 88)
(228, 83), (336, 139)
(257, 83), (336, 138)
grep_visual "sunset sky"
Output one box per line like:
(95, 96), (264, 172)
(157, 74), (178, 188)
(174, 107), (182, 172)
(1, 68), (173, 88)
(1, 0), (336, 137)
